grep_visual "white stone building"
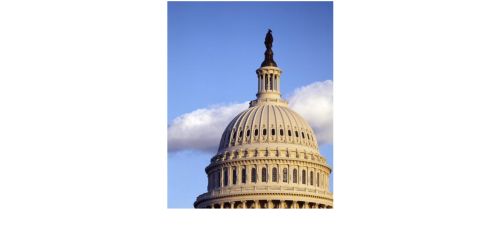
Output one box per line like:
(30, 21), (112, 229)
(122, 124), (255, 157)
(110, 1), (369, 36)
(193, 30), (333, 209)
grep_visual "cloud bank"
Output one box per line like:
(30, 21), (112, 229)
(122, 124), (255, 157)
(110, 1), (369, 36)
(168, 80), (333, 153)
(286, 80), (333, 145)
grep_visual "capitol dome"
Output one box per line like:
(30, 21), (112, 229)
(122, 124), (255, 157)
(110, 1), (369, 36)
(218, 104), (321, 155)
(194, 30), (333, 209)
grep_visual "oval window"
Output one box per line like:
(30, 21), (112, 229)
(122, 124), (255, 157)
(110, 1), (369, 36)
(263, 129), (267, 135)
(247, 130), (250, 136)
(280, 129), (284, 136)
(254, 129), (259, 136)
(271, 129), (275, 135)
(288, 130), (291, 136)
(295, 131), (299, 137)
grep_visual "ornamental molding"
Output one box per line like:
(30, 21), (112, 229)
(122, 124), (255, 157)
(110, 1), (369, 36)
(193, 191), (333, 208)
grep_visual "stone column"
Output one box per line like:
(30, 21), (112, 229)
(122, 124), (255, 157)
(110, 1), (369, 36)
(291, 201), (296, 209)
(220, 203), (224, 209)
(254, 200), (259, 209)
(268, 75), (271, 91)
(211, 204), (214, 209)
(280, 200), (284, 209)
(242, 201), (247, 209)
(267, 200), (272, 209)
(304, 201), (309, 209)
(277, 74), (280, 92)
(219, 169), (224, 188)
(230, 202), (235, 209)
(257, 73), (262, 93)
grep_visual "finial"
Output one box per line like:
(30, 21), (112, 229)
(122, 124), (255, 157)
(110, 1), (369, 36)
(261, 29), (277, 67)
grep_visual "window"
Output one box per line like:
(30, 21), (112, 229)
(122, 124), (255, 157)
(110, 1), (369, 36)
(317, 172), (319, 187)
(272, 129), (275, 135)
(218, 171), (221, 187)
(293, 169), (297, 183)
(251, 168), (256, 182)
(302, 170), (306, 184)
(224, 169), (228, 186)
(307, 134), (310, 140)
(262, 168), (267, 182)
(263, 129), (267, 135)
(288, 130), (292, 136)
(295, 131), (299, 138)
(254, 129), (258, 136)
(310, 171), (313, 185)
(280, 129), (284, 136)
(247, 130), (250, 136)
(233, 169), (237, 185)
(283, 168), (288, 182)
(239, 131), (243, 138)
(302, 132), (305, 138)
(272, 168), (277, 182)
(242, 168), (246, 183)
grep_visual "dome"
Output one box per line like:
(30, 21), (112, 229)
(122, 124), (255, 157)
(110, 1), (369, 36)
(194, 31), (332, 209)
(218, 104), (319, 153)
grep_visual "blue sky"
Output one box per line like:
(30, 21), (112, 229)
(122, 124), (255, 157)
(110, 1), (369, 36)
(168, 1), (333, 208)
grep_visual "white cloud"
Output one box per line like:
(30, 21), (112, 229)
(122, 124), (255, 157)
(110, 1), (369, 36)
(286, 80), (333, 145)
(168, 102), (249, 153)
(168, 80), (333, 153)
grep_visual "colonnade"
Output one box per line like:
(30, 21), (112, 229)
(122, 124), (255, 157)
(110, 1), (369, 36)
(258, 73), (280, 93)
(199, 200), (333, 209)
(207, 164), (331, 192)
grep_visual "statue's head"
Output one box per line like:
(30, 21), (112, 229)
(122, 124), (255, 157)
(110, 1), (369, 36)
(268, 29), (272, 33)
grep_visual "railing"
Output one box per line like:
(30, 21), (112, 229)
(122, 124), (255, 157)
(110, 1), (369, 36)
(196, 185), (333, 201)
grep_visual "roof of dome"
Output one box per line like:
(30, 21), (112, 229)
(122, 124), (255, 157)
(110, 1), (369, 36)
(218, 104), (319, 152)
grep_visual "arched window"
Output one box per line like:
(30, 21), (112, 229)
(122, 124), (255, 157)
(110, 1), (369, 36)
(317, 172), (319, 187)
(262, 167), (267, 182)
(310, 171), (313, 185)
(224, 169), (228, 186)
(272, 129), (275, 135)
(254, 129), (259, 136)
(302, 170), (306, 184)
(283, 168), (288, 182)
(288, 130), (292, 136)
(302, 132), (305, 138)
(293, 169), (297, 183)
(280, 129), (284, 136)
(263, 129), (267, 135)
(251, 168), (256, 182)
(295, 131), (299, 138)
(247, 130), (250, 136)
(239, 130), (243, 138)
(307, 133), (310, 140)
(272, 168), (277, 182)
(233, 169), (237, 185)
(242, 168), (246, 183)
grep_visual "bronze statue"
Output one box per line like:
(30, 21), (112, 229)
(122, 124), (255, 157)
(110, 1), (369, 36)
(264, 29), (273, 49)
(261, 29), (277, 67)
